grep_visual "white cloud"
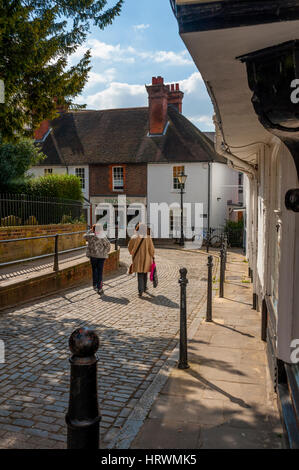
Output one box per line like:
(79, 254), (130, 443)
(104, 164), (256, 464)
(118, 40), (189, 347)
(71, 39), (192, 67)
(149, 50), (192, 66)
(78, 81), (147, 109)
(85, 68), (117, 88)
(133, 24), (150, 31)
(179, 72), (204, 94)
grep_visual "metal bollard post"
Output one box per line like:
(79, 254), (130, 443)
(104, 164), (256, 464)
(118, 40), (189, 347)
(206, 256), (213, 322)
(219, 249), (224, 298)
(66, 328), (101, 449)
(53, 234), (59, 272)
(206, 228), (210, 253)
(114, 225), (119, 251)
(224, 234), (228, 272)
(178, 268), (189, 369)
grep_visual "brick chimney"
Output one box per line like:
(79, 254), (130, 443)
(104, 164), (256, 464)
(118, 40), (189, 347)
(34, 98), (67, 141)
(34, 119), (50, 141)
(167, 82), (184, 113)
(146, 76), (169, 135)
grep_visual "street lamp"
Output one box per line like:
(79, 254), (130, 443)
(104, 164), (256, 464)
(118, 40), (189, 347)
(178, 170), (188, 246)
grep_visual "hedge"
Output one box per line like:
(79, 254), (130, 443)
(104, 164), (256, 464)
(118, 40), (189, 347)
(21, 174), (83, 201)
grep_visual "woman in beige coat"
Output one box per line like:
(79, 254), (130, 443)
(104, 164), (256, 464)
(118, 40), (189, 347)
(128, 223), (155, 297)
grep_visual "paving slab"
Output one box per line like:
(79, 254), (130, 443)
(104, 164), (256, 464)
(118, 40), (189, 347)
(131, 250), (283, 450)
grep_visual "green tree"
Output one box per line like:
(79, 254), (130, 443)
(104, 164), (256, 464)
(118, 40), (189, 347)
(0, 135), (45, 191)
(0, 0), (123, 141)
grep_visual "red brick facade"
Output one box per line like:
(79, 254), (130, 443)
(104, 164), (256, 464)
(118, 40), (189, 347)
(89, 163), (147, 197)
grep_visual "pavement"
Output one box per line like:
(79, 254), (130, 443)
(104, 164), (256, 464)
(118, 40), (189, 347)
(131, 250), (284, 449)
(0, 246), (212, 449)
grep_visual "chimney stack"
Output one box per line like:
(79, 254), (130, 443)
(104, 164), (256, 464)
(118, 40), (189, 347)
(167, 82), (184, 113)
(34, 119), (50, 141)
(146, 76), (169, 135)
(34, 98), (68, 141)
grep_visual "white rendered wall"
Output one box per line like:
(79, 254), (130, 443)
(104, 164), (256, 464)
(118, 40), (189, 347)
(210, 163), (239, 228)
(28, 165), (89, 200)
(147, 162), (239, 235)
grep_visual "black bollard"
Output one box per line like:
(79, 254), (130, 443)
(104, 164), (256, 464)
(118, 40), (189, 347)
(66, 328), (101, 449)
(224, 234), (228, 272)
(53, 234), (59, 272)
(114, 225), (118, 251)
(206, 256), (213, 322)
(206, 228), (211, 253)
(219, 249), (224, 299)
(178, 268), (189, 369)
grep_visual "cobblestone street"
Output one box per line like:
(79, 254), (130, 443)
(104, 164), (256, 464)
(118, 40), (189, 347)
(0, 247), (210, 449)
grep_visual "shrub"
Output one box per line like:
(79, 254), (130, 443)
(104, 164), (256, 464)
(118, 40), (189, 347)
(224, 219), (244, 248)
(24, 174), (83, 201)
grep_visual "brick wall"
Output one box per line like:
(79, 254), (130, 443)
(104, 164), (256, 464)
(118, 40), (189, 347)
(0, 224), (87, 263)
(0, 249), (120, 311)
(89, 164), (147, 196)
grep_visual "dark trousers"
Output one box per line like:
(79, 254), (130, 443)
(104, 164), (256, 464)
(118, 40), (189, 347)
(90, 257), (105, 289)
(137, 273), (148, 294)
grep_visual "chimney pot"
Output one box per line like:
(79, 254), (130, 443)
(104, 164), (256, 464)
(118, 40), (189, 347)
(167, 81), (184, 113)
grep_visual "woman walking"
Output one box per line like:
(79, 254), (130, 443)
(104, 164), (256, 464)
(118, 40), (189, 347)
(128, 223), (155, 297)
(84, 223), (111, 295)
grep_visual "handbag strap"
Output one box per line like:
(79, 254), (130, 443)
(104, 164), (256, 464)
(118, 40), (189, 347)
(132, 237), (145, 260)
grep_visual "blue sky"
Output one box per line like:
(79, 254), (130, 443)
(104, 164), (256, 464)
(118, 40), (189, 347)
(73, 0), (214, 131)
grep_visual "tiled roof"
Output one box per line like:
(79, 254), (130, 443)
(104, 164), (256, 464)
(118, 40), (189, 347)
(37, 106), (226, 166)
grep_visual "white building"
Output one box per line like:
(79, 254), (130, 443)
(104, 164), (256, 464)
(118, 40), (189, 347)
(171, 0), (299, 445)
(147, 157), (239, 238)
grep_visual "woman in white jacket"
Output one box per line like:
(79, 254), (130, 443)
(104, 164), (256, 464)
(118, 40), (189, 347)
(83, 223), (111, 295)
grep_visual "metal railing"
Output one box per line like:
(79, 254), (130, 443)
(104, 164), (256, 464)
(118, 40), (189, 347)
(0, 193), (86, 226)
(0, 231), (118, 272)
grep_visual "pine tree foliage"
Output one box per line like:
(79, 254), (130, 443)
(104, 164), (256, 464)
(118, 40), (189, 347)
(0, 0), (123, 141)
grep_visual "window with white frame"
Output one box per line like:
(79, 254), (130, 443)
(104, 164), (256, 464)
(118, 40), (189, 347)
(44, 168), (53, 175)
(75, 167), (85, 190)
(173, 165), (185, 190)
(112, 166), (124, 191)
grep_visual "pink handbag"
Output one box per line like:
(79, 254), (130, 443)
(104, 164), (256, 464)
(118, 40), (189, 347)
(150, 260), (156, 282)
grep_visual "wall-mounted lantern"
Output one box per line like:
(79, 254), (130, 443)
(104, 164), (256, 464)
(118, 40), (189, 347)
(238, 40), (299, 212)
